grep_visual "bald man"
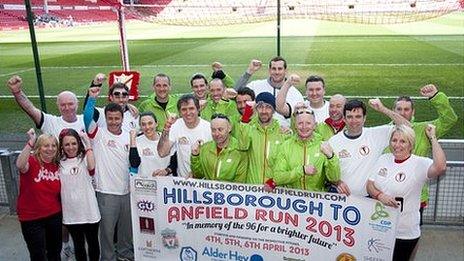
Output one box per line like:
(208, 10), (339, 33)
(7, 75), (84, 137)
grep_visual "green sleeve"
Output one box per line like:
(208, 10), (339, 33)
(236, 123), (251, 150)
(234, 152), (248, 183)
(222, 74), (236, 88)
(138, 100), (148, 113)
(429, 92), (458, 138)
(270, 151), (303, 185)
(323, 155), (341, 183)
(191, 154), (204, 179)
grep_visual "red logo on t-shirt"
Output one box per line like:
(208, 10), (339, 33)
(395, 172), (406, 182)
(359, 145), (370, 156)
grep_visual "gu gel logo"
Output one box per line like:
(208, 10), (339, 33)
(137, 200), (155, 212)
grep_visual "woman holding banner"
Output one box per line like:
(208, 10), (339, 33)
(366, 124), (446, 261)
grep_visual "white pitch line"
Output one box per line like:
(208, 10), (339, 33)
(20, 63), (464, 70)
(0, 95), (463, 100)
(0, 68), (34, 77)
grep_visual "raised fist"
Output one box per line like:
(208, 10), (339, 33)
(7, 75), (22, 93)
(425, 124), (437, 139)
(303, 164), (317, 175)
(224, 88), (238, 100)
(368, 98), (384, 111)
(93, 73), (106, 86)
(247, 59), (262, 75)
(88, 86), (101, 98)
(286, 74), (301, 87)
(320, 142), (334, 158)
(26, 128), (36, 144)
(211, 61), (223, 72)
(420, 84), (438, 98)
(191, 140), (203, 156)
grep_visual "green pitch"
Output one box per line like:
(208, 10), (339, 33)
(0, 13), (462, 137)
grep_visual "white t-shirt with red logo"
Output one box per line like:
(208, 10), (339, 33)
(329, 125), (393, 196)
(17, 156), (61, 221)
(169, 118), (212, 178)
(60, 156), (100, 224)
(40, 113), (85, 138)
(96, 107), (139, 133)
(89, 127), (130, 195)
(369, 154), (432, 239)
(136, 135), (173, 177)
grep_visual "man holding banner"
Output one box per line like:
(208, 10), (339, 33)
(266, 107), (341, 191)
(191, 113), (247, 183)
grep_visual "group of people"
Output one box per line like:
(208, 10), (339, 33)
(6, 55), (457, 261)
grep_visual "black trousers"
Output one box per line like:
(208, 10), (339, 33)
(393, 237), (420, 261)
(20, 212), (62, 261)
(66, 222), (100, 261)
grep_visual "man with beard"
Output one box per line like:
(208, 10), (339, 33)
(157, 94), (212, 178)
(265, 108), (340, 191)
(191, 113), (247, 183)
(234, 57), (304, 127)
(138, 73), (179, 132)
(229, 87), (255, 138)
(237, 92), (289, 184)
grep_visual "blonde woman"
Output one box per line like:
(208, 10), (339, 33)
(16, 128), (62, 261)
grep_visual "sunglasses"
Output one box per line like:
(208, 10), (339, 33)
(295, 108), (314, 115)
(112, 91), (129, 97)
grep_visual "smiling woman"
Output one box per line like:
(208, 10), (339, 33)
(366, 124), (447, 261)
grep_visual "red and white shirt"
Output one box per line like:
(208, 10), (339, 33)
(17, 156), (61, 221)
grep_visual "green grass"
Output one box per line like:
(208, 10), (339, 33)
(0, 14), (463, 138)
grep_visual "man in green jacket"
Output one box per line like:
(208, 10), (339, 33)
(138, 73), (179, 132)
(237, 92), (289, 184)
(392, 84), (458, 222)
(191, 114), (247, 183)
(200, 78), (238, 121)
(266, 108), (341, 191)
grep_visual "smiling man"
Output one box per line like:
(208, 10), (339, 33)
(138, 73), (179, 132)
(200, 78), (238, 121)
(157, 94), (212, 178)
(7, 75), (84, 137)
(234, 57), (304, 127)
(84, 87), (133, 261)
(328, 99), (409, 197)
(191, 113), (247, 183)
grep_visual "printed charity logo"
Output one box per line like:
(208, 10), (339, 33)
(161, 228), (179, 249)
(142, 147), (154, 156)
(336, 253), (356, 261)
(180, 247), (197, 261)
(338, 149), (351, 158)
(368, 202), (393, 233)
(134, 179), (157, 194)
(70, 166), (80, 175)
(34, 167), (60, 182)
(367, 238), (391, 253)
(359, 145), (370, 156)
(395, 172), (406, 182)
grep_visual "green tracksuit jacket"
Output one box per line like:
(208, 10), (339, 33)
(191, 137), (247, 183)
(200, 97), (239, 122)
(269, 134), (341, 191)
(237, 118), (289, 184)
(138, 94), (179, 132)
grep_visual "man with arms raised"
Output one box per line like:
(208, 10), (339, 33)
(84, 87), (133, 261)
(329, 99), (409, 197)
(7, 75), (84, 137)
(158, 94), (212, 178)
(235, 57), (304, 127)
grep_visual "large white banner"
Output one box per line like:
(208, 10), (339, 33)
(130, 176), (398, 261)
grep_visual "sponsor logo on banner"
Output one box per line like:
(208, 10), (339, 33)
(367, 237), (391, 254)
(202, 247), (263, 261)
(161, 228), (179, 249)
(180, 246), (197, 261)
(368, 203), (393, 233)
(139, 216), (155, 234)
(134, 179), (157, 194)
(336, 252), (356, 261)
(137, 200), (155, 212)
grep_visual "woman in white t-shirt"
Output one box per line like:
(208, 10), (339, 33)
(366, 124), (446, 261)
(58, 128), (100, 261)
(129, 112), (175, 177)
